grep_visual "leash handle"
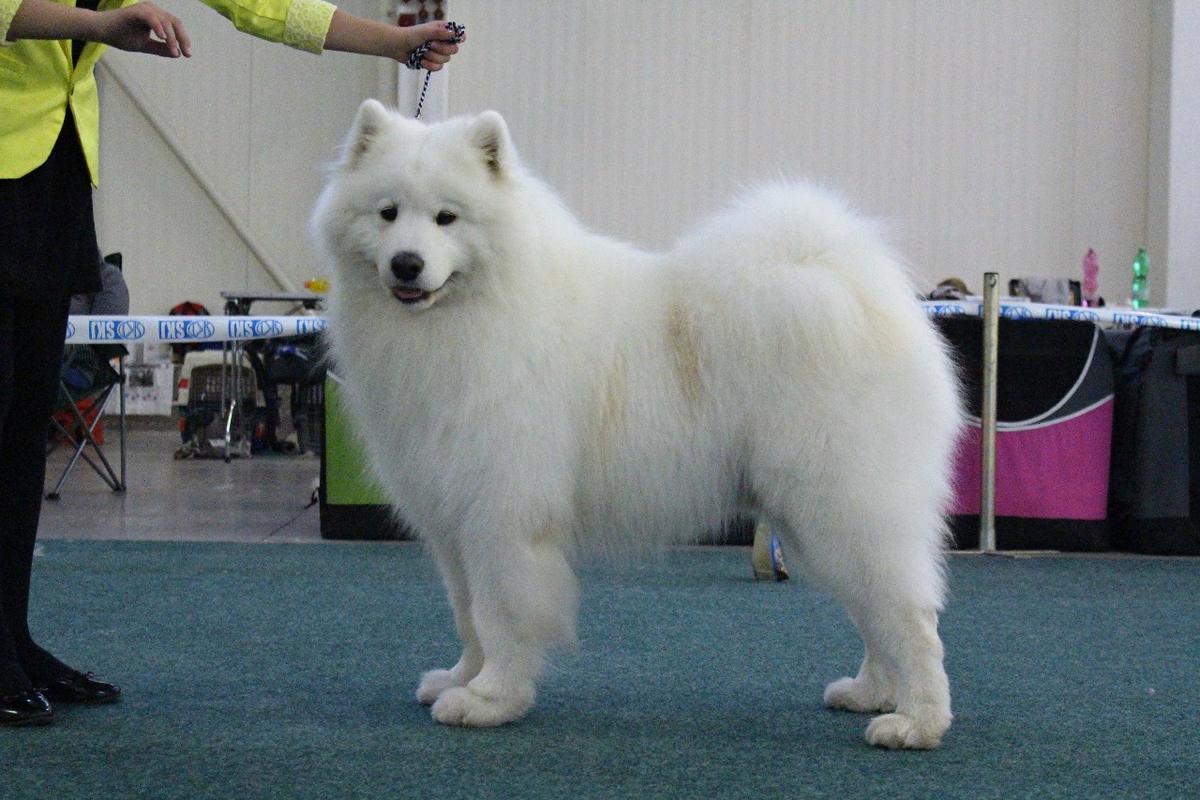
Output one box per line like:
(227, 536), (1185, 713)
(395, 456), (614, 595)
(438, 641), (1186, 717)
(409, 22), (465, 119)
(405, 21), (466, 70)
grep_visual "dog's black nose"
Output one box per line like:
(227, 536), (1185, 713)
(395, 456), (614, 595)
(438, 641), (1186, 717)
(390, 251), (424, 282)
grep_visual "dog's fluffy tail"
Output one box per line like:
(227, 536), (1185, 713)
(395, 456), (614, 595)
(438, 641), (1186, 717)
(670, 182), (933, 369)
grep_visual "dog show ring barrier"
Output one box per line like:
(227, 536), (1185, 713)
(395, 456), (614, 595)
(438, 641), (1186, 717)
(69, 295), (1197, 549)
(67, 315), (330, 462)
(65, 315), (329, 345)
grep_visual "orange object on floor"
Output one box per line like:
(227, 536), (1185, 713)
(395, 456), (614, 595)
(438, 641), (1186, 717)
(51, 397), (104, 446)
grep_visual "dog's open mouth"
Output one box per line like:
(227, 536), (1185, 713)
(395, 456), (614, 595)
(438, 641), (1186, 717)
(390, 275), (456, 308)
(392, 285), (431, 304)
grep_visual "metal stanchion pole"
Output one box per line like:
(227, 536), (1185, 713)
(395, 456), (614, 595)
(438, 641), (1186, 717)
(980, 273), (1000, 553)
(118, 355), (127, 490)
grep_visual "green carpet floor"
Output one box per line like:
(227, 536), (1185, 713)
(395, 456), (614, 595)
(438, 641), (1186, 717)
(2, 542), (1196, 799)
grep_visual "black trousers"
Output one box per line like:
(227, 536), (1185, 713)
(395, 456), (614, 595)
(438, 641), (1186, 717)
(0, 114), (100, 694)
(0, 291), (73, 692)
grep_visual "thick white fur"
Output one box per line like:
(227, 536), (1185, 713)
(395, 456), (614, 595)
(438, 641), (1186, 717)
(313, 101), (964, 749)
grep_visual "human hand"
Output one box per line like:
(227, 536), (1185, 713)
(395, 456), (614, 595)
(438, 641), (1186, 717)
(92, 2), (191, 58)
(404, 20), (463, 71)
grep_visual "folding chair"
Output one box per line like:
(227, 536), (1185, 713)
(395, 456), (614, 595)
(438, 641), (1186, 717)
(45, 344), (127, 500)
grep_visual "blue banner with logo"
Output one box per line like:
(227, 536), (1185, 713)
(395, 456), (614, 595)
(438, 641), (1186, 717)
(921, 302), (1200, 332)
(63, 304), (1200, 344)
(65, 316), (329, 344)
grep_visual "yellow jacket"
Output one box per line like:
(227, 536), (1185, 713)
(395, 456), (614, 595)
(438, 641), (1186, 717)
(0, 0), (336, 185)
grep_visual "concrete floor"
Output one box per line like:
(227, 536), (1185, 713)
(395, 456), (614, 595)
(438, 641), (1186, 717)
(40, 424), (322, 544)
(38, 421), (1198, 558)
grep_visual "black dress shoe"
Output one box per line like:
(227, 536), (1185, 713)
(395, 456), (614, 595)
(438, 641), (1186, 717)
(38, 672), (120, 705)
(0, 690), (53, 727)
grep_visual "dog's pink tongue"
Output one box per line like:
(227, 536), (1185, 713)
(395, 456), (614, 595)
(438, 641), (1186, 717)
(393, 286), (425, 301)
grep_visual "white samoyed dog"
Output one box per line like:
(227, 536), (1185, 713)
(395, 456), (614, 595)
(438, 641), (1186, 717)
(313, 101), (963, 749)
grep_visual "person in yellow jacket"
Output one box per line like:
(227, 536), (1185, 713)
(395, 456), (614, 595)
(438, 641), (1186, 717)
(0, 0), (463, 727)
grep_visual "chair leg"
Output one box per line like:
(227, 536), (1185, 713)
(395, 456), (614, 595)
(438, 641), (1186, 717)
(45, 415), (86, 500)
(45, 381), (125, 499)
(77, 384), (124, 492)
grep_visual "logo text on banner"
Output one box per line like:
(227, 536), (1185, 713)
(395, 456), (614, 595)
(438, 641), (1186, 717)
(227, 319), (285, 339)
(157, 319), (217, 341)
(87, 319), (146, 342)
(295, 318), (328, 335)
(925, 304), (968, 318)
(1044, 308), (1101, 323)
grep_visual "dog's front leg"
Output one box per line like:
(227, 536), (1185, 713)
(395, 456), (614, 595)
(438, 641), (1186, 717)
(416, 539), (484, 705)
(429, 522), (578, 728)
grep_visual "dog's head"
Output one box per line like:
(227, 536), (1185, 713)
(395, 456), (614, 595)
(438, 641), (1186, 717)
(312, 101), (518, 312)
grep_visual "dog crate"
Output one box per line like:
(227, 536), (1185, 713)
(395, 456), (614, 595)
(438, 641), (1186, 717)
(294, 381), (325, 456)
(1107, 327), (1200, 555)
(176, 358), (257, 459)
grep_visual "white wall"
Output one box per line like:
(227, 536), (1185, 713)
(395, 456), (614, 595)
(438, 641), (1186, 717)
(94, 0), (388, 314)
(450, 0), (1153, 304)
(1164, 0), (1200, 309)
(94, 0), (1170, 312)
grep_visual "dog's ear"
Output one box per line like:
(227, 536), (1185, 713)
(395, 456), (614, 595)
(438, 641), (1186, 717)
(341, 99), (391, 171)
(468, 111), (514, 178)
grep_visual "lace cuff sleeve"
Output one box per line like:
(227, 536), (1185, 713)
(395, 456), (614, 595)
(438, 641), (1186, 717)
(282, 0), (336, 54)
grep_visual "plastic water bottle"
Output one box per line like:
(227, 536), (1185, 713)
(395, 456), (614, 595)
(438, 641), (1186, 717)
(1131, 248), (1150, 309)
(1082, 248), (1100, 306)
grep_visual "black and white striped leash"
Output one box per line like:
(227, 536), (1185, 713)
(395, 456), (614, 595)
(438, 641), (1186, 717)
(406, 21), (466, 119)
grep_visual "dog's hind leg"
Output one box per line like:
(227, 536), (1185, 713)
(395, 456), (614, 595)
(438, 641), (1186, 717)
(852, 598), (950, 750)
(416, 539), (484, 705)
(773, 509), (951, 749)
(822, 610), (898, 714)
(430, 528), (578, 727)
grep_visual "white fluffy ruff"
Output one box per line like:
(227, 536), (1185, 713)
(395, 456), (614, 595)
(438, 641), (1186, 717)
(312, 103), (964, 749)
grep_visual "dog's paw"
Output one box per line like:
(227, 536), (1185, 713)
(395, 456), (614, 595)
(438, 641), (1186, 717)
(416, 669), (463, 706)
(823, 676), (895, 713)
(430, 685), (532, 728)
(864, 711), (949, 750)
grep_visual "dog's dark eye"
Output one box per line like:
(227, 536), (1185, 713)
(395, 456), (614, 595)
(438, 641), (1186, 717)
(380, 205), (398, 222)
(436, 210), (457, 226)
